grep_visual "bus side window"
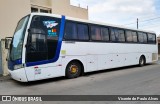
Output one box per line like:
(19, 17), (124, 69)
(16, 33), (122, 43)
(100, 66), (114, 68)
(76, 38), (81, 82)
(132, 31), (138, 42)
(91, 26), (101, 41)
(143, 33), (147, 43)
(148, 33), (156, 44)
(111, 28), (125, 42)
(118, 29), (125, 42)
(64, 22), (78, 40)
(138, 32), (147, 43)
(77, 24), (89, 40)
(114, 29), (119, 41)
(110, 28), (116, 42)
(101, 27), (109, 41)
(126, 31), (133, 42)
(138, 32), (144, 43)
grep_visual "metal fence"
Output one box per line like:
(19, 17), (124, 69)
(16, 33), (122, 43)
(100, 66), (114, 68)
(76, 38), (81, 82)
(0, 41), (2, 75)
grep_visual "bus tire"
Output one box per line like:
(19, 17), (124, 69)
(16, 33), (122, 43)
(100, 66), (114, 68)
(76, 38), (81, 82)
(139, 56), (145, 67)
(65, 61), (81, 79)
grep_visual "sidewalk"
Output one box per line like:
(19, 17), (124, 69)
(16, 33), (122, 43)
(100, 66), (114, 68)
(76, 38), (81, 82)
(0, 75), (11, 82)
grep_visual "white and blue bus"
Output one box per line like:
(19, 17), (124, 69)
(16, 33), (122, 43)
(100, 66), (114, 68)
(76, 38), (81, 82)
(7, 13), (158, 82)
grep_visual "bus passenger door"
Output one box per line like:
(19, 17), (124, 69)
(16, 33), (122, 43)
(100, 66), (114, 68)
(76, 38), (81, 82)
(25, 30), (50, 80)
(24, 15), (61, 81)
(86, 55), (98, 72)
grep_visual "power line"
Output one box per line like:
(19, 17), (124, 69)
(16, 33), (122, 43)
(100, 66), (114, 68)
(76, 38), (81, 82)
(141, 16), (160, 22)
(141, 25), (160, 29)
(139, 13), (160, 20)
(123, 16), (160, 26)
(143, 25), (160, 29)
(140, 21), (160, 27)
(140, 21), (160, 28)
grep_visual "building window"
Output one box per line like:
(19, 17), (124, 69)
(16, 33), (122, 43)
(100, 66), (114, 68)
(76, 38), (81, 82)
(31, 6), (51, 13)
(40, 9), (50, 13)
(31, 7), (38, 13)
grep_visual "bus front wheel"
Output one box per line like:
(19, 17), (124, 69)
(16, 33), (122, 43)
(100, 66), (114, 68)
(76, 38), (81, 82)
(65, 61), (81, 79)
(139, 56), (146, 67)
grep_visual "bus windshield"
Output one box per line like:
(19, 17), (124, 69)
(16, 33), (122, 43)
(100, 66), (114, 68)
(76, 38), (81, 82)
(10, 16), (30, 61)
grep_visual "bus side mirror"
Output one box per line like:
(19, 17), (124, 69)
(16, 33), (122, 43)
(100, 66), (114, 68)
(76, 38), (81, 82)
(5, 37), (12, 49)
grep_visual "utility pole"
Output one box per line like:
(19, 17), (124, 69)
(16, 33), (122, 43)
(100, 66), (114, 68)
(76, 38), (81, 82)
(137, 18), (139, 29)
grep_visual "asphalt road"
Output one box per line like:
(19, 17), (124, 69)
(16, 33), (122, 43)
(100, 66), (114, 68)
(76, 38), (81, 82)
(0, 60), (160, 104)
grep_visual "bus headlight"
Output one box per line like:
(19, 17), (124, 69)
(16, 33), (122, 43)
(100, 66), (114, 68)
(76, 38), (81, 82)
(14, 64), (24, 70)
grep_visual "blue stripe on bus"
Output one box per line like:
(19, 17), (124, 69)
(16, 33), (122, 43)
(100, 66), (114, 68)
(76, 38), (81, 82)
(8, 59), (22, 70)
(16, 59), (22, 64)
(26, 15), (66, 67)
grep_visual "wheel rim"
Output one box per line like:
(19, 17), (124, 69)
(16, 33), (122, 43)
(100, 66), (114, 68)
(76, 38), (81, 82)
(69, 65), (78, 74)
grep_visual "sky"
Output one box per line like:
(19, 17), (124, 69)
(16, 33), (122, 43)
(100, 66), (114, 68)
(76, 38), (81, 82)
(70, 0), (160, 36)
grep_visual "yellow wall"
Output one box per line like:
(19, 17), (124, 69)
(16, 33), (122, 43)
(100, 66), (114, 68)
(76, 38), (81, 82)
(30, 0), (52, 7)
(0, 0), (31, 39)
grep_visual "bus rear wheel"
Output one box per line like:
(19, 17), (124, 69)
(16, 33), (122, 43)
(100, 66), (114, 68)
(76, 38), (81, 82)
(66, 61), (81, 79)
(139, 56), (145, 67)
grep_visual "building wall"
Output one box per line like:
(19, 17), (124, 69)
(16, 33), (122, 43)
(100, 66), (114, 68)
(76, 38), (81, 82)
(1, 40), (8, 76)
(0, 41), (2, 75)
(30, 0), (52, 7)
(0, 0), (31, 75)
(0, 0), (31, 39)
(30, 0), (88, 19)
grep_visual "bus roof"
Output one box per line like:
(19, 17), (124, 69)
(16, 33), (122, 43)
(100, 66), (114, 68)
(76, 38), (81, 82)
(30, 13), (156, 34)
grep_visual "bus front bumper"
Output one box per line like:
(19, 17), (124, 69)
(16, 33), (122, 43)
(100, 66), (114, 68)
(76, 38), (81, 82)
(9, 68), (28, 82)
